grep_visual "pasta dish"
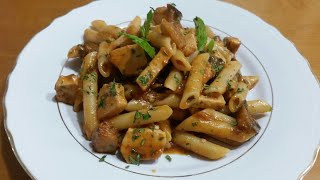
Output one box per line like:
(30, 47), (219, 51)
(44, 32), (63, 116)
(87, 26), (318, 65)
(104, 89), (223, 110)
(55, 3), (272, 165)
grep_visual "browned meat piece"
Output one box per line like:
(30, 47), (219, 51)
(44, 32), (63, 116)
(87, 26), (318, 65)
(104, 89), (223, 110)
(92, 121), (119, 154)
(120, 128), (166, 163)
(55, 74), (79, 105)
(109, 44), (148, 76)
(224, 37), (241, 54)
(97, 82), (127, 120)
(236, 101), (260, 133)
(160, 19), (186, 50)
(67, 42), (98, 58)
(153, 4), (182, 25)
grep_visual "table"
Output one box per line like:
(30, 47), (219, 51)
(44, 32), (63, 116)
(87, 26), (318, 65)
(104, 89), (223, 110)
(0, 0), (319, 179)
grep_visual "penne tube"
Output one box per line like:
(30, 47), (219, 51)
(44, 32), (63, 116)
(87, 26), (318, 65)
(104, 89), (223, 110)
(126, 16), (141, 35)
(228, 82), (249, 113)
(247, 100), (272, 114)
(136, 47), (173, 91)
(192, 95), (226, 110)
(153, 94), (181, 108)
(176, 108), (256, 143)
(171, 50), (192, 71)
(97, 41), (113, 78)
(180, 53), (209, 109)
(241, 76), (259, 90)
(125, 99), (152, 112)
(82, 52), (99, 140)
(164, 68), (183, 91)
(109, 105), (173, 130)
(172, 131), (230, 160)
(204, 61), (242, 96)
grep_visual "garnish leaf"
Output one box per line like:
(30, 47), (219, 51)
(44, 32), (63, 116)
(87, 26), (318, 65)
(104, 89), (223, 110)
(165, 155), (172, 162)
(207, 39), (215, 52)
(140, 9), (154, 39)
(109, 79), (117, 96)
(193, 16), (207, 51)
(99, 155), (106, 162)
(120, 32), (155, 58)
(142, 111), (151, 120)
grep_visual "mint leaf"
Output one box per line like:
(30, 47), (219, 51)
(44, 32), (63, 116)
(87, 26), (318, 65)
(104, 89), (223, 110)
(140, 9), (154, 39)
(193, 16), (207, 51)
(121, 32), (155, 58)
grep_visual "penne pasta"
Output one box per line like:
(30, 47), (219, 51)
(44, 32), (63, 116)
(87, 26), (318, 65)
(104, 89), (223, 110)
(172, 131), (230, 160)
(180, 53), (209, 109)
(109, 105), (173, 130)
(164, 68), (184, 91)
(125, 99), (152, 112)
(176, 108), (256, 143)
(241, 76), (259, 90)
(228, 82), (249, 113)
(136, 47), (173, 91)
(192, 95), (226, 110)
(204, 61), (242, 96)
(247, 100), (272, 114)
(171, 50), (192, 71)
(82, 52), (99, 140)
(153, 94), (181, 108)
(147, 30), (175, 54)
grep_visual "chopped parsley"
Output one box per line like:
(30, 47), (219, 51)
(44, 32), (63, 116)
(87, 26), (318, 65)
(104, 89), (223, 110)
(140, 9), (154, 39)
(132, 134), (140, 141)
(165, 155), (172, 162)
(174, 73), (180, 85)
(142, 111), (151, 120)
(203, 84), (210, 89)
(125, 165), (130, 169)
(134, 111), (142, 123)
(99, 155), (106, 162)
(237, 87), (244, 93)
(199, 69), (205, 75)
(231, 120), (238, 126)
(226, 80), (232, 90)
(140, 139), (146, 146)
(129, 153), (141, 165)
(212, 64), (224, 74)
(98, 97), (105, 108)
(193, 16), (207, 51)
(133, 128), (145, 134)
(138, 73), (151, 86)
(170, 3), (176, 6)
(109, 79), (117, 96)
(192, 122), (198, 127)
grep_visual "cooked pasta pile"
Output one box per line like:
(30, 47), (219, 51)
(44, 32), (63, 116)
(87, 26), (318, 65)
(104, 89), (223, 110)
(55, 4), (272, 165)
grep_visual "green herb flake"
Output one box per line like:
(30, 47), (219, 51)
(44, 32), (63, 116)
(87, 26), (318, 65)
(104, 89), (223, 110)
(133, 128), (145, 134)
(99, 155), (106, 162)
(170, 3), (176, 6)
(226, 80), (232, 90)
(231, 120), (238, 126)
(237, 88), (244, 93)
(109, 79), (117, 96)
(192, 122), (198, 127)
(142, 111), (151, 120)
(140, 9), (154, 39)
(199, 69), (205, 75)
(120, 32), (155, 58)
(207, 39), (215, 52)
(174, 73), (180, 85)
(129, 154), (141, 165)
(140, 139), (146, 146)
(203, 84), (210, 89)
(125, 165), (130, 169)
(98, 98), (105, 108)
(165, 155), (172, 162)
(138, 74), (150, 86)
(193, 16), (207, 51)
(134, 111), (142, 123)
(212, 64), (224, 74)
(132, 134), (140, 141)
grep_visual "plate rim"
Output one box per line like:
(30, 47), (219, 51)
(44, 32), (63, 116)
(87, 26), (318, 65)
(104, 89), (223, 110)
(3, 0), (320, 179)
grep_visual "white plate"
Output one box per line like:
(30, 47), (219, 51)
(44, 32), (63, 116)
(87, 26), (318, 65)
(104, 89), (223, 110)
(4, 0), (320, 179)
